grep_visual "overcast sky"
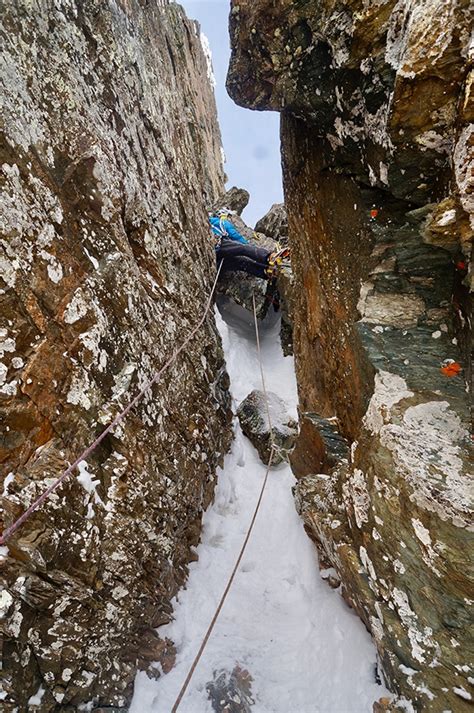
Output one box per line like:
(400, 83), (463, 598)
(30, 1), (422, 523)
(180, 0), (283, 226)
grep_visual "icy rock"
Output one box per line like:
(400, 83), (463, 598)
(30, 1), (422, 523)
(237, 390), (297, 465)
(206, 665), (254, 713)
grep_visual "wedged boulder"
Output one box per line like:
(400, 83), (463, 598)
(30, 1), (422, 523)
(237, 390), (297, 465)
(255, 203), (288, 244)
(216, 264), (279, 322)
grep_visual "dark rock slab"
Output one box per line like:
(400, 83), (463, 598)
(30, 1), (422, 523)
(290, 413), (350, 478)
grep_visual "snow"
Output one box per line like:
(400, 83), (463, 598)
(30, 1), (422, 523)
(27, 685), (45, 705)
(130, 308), (387, 712)
(76, 461), (100, 495)
(200, 32), (216, 88)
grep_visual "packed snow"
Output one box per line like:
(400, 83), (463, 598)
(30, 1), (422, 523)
(130, 306), (388, 712)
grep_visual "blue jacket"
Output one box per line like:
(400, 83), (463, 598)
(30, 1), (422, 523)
(209, 215), (248, 245)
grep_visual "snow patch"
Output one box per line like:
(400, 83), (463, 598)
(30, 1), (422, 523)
(77, 461), (100, 495)
(67, 370), (93, 410)
(63, 289), (89, 324)
(437, 209), (456, 226)
(411, 518), (431, 547)
(453, 686), (472, 701)
(0, 331), (16, 358)
(28, 686), (46, 705)
(200, 32), (216, 88)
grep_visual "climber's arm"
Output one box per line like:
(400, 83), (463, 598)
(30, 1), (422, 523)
(223, 219), (248, 244)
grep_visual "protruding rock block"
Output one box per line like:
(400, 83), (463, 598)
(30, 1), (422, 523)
(290, 413), (349, 478)
(213, 186), (250, 216)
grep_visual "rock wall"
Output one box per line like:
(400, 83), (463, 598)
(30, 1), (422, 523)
(228, 1), (473, 710)
(1, 1), (232, 709)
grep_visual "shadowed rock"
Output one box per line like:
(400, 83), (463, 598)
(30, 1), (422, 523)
(290, 413), (349, 478)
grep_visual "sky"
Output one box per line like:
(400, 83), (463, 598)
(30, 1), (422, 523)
(180, 0), (284, 226)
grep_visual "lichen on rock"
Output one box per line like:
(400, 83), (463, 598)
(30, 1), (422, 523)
(228, 0), (473, 710)
(1, 1), (233, 709)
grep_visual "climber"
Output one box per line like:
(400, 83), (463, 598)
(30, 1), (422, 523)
(209, 209), (289, 280)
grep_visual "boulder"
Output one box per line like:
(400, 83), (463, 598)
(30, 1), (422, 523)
(237, 390), (297, 465)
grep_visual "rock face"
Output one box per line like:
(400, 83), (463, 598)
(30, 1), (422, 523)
(237, 390), (297, 466)
(1, 1), (232, 709)
(228, 1), (473, 710)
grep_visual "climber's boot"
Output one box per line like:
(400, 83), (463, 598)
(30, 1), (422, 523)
(265, 247), (291, 278)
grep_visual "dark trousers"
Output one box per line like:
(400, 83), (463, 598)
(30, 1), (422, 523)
(216, 239), (271, 279)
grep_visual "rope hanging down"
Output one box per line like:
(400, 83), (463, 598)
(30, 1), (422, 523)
(0, 262), (224, 546)
(171, 292), (275, 712)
